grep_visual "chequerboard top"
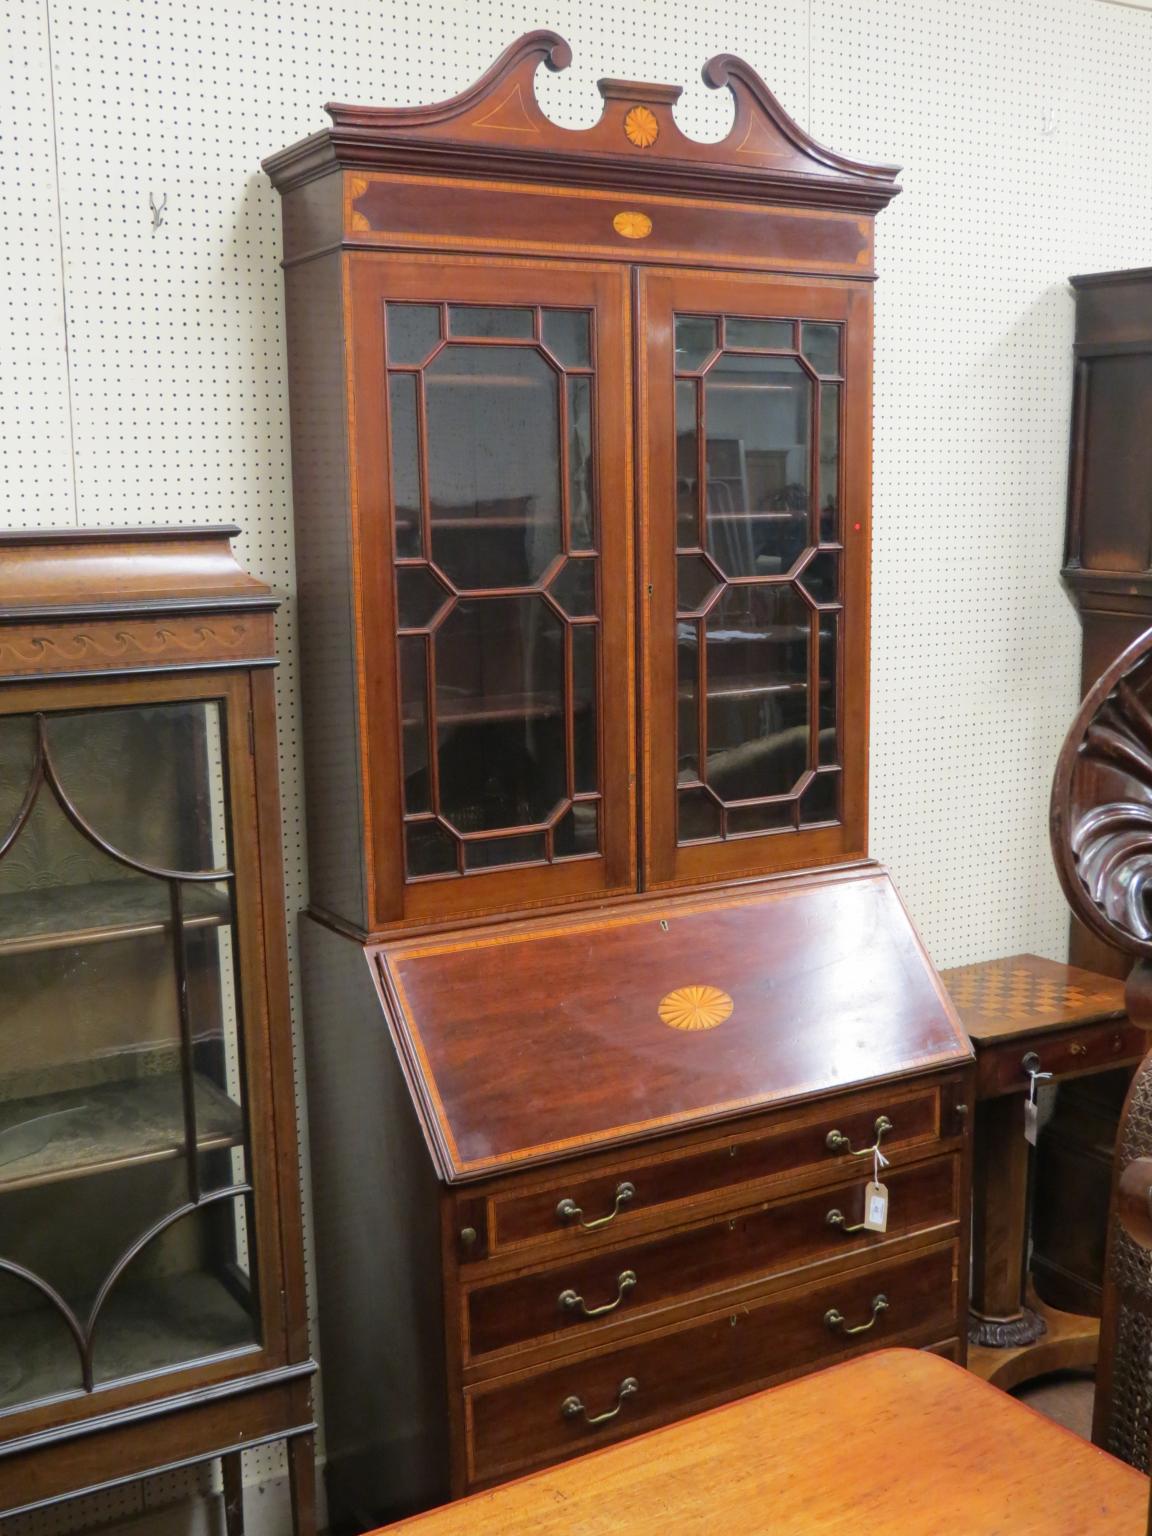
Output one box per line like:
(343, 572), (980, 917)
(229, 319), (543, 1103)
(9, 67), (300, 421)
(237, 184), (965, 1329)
(941, 952), (1125, 1043)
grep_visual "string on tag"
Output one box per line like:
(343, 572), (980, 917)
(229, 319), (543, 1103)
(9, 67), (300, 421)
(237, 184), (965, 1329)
(1027, 1066), (1053, 1106)
(873, 1140), (889, 1185)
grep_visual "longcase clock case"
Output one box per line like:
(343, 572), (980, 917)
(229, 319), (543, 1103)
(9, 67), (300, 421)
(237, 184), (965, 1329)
(265, 32), (974, 1530)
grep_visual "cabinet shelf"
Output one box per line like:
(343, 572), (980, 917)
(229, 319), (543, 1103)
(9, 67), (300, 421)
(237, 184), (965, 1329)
(0, 1074), (244, 1193)
(0, 1271), (255, 1413)
(0, 879), (231, 958)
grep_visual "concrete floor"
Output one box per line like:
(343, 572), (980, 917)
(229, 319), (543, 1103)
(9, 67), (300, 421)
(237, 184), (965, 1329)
(1015, 1372), (1096, 1440)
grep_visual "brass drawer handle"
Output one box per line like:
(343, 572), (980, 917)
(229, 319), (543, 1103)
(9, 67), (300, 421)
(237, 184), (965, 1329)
(825, 1114), (892, 1157)
(825, 1207), (867, 1235)
(561, 1376), (639, 1426)
(559, 1269), (638, 1318)
(825, 1293), (889, 1335)
(556, 1181), (635, 1231)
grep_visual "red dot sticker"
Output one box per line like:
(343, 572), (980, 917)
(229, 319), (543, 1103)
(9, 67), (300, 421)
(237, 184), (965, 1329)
(853, 521), (862, 532)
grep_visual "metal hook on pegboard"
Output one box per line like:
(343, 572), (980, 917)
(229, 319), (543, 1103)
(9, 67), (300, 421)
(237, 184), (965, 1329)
(149, 192), (167, 232)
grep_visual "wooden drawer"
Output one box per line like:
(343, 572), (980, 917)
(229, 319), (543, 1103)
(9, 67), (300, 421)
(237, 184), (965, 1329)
(483, 1083), (949, 1258)
(465, 1240), (959, 1485)
(465, 1155), (959, 1366)
(976, 1020), (1147, 1098)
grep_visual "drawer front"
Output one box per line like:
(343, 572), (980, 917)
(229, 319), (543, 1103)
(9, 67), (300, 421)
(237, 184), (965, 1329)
(465, 1240), (958, 1485)
(977, 1020), (1146, 1098)
(487, 1084), (946, 1256)
(466, 1155), (958, 1364)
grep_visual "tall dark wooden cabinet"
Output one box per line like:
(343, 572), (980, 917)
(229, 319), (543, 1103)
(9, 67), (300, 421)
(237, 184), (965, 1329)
(0, 529), (316, 1532)
(266, 33), (974, 1531)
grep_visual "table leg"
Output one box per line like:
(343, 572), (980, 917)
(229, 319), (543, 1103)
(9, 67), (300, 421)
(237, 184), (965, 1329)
(969, 1092), (1046, 1347)
(221, 1452), (245, 1536)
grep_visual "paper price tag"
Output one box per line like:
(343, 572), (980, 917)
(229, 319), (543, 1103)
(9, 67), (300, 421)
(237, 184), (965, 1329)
(862, 1180), (889, 1233)
(1024, 1098), (1039, 1147)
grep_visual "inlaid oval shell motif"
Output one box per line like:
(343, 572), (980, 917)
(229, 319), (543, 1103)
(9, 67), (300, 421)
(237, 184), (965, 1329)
(612, 211), (653, 239)
(624, 104), (659, 148)
(659, 985), (734, 1032)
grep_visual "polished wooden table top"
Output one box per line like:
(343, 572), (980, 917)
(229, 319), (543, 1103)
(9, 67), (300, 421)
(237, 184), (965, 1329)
(942, 952), (1125, 1044)
(372, 1350), (1147, 1535)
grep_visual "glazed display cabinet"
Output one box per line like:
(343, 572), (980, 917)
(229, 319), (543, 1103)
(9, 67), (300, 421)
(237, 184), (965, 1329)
(0, 529), (315, 1534)
(266, 32), (974, 1532)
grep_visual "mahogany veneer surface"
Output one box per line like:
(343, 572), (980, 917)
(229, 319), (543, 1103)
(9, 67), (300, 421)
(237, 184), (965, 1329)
(375, 870), (971, 1181)
(372, 1348), (1147, 1535)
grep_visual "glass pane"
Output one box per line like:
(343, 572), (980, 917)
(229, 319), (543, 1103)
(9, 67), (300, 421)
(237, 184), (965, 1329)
(426, 346), (561, 588)
(554, 802), (599, 858)
(0, 715), (36, 843)
(704, 354), (811, 578)
(800, 550), (839, 603)
(572, 624), (598, 796)
(434, 595), (566, 831)
(800, 770), (841, 825)
(676, 380), (700, 548)
(678, 622), (700, 783)
(405, 820), (457, 877)
(567, 376), (595, 551)
(0, 699), (255, 1411)
(818, 383), (841, 544)
(801, 323), (841, 377)
(400, 636), (431, 815)
(464, 832), (546, 871)
(396, 564), (451, 631)
(675, 315), (718, 373)
(819, 614), (839, 766)
(389, 373), (423, 559)
(678, 785), (722, 841)
(448, 305), (534, 340)
(728, 801), (794, 835)
(726, 317), (793, 351)
(547, 558), (597, 618)
(677, 555), (720, 616)
(46, 703), (229, 873)
(542, 309), (591, 369)
(705, 587), (810, 801)
(386, 303), (441, 367)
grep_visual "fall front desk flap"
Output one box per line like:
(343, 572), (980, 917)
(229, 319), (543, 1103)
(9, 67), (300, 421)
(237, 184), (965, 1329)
(371, 868), (971, 1183)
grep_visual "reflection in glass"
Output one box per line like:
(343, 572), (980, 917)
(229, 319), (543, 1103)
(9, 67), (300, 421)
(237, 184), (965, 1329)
(678, 785), (722, 841)
(800, 770), (840, 825)
(405, 820), (457, 877)
(677, 622), (700, 783)
(389, 373), (423, 558)
(705, 587), (810, 800)
(728, 801), (794, 835)
(396, 565), (451, 631)
(726, 317), (793, 351)
(547, 558), (597, 618)
(704, 354), (811, 578)
(386, 303), (441, 367)
(464, 832), (546, 870)
(554, 802), (598, 857)
(542, 309), (591, 369)
(675, 315), (718, 372)
(434, 596), (566, 830)
(819, 617), (839, 766)
(426, 346), (562, 588)
(572, 625), (598, 797)
(567, 376), (595, 551)
(818, 383), (840, 544)
(448, 305), (534, 340)
(0, 716), (36, 841)
(801, 323), (841, 377)
(800, 550), (839, 603)
(400, 637), (430, 815)
(677, 554), (720, 616)
(676, 380), (699, 547)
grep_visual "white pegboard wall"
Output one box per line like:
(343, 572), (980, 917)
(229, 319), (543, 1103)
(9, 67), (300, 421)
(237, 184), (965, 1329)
(2, 2), (1152, 1530)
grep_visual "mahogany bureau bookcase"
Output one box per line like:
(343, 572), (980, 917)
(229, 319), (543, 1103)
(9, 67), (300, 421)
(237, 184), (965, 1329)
(0, 529), (315, 1532)
(264, 33), (975, 1530)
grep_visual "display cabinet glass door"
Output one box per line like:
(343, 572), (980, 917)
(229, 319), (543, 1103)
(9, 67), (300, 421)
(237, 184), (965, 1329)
(0, 678), (274, 1418)
(351, 257), (635, 927)
(639, 270), (870, 888)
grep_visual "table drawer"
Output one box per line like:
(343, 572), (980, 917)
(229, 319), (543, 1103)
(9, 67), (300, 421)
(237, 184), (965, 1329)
(485, 1083), (949, 1257)
(977, 1020), (1147, 1098)
(465, 1155), (959, 1365)
(465, 1240), (959, 1485)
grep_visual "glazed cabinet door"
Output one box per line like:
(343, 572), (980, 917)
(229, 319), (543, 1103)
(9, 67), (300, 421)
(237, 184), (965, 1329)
(638, 270), (871, 889)
(0, 674), (287, 1434)
(348, 255), (635, 928)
